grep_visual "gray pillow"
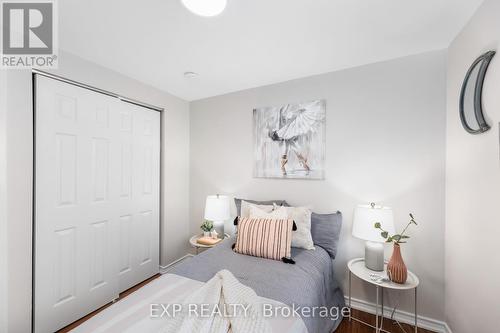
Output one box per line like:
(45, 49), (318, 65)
(311, 211), (342, 259)
(234, 198), (289, 216)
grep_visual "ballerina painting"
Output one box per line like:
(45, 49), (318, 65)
(253, 99), (326, 179)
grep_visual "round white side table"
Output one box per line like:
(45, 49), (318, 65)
(347, 258), (420, 333)
(189, 233), (230, 254)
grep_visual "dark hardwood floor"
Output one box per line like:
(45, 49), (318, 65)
(336, 308), (435, 333)
(57, 274), (161, 333)
(57, 275), (435, 333)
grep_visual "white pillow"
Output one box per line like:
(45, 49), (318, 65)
(279, 205), (315, 250)
(248, 205), (288, 219)
(240, 200), (275, 218)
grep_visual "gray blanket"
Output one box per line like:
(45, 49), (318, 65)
(171, 239), (345, 333)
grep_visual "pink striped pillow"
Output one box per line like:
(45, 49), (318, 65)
(234, 217), (294, 261)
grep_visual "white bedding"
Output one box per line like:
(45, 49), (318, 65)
(70, 273), (307, 333)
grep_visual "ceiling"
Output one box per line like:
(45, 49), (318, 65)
(59, 0), (484, 101)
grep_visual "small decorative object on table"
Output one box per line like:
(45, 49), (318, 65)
(210, 229), (219, 239)
(200, 220), (214, 238)
(375, 213), (418, 284)
(197, 237), (221, 246)
(190, 233), (230, 254)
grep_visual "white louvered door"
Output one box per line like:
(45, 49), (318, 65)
(34, 75), (160, 333)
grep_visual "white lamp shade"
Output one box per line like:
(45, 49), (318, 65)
(352, 204), (395, 243)
(204, 195), (230, 221)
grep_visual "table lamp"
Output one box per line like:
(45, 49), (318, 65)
(352, 203), (395, 271)
(204, 194), (230, 239)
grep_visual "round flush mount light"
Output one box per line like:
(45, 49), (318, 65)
(181, 0), (227, 17)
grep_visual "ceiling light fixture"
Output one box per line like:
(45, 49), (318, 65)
(181, 0), (227, 17)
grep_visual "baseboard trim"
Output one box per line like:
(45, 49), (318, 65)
(345, 296), (450, 333)
(159, 254), (194, 274)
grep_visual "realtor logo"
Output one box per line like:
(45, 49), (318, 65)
(1, 0), (58, 68)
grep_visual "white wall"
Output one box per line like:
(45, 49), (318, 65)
(190, 50), (447, 320)
(4, 69), (33, 333)
(445, 0), (500, 332)
(2, 51), (191, 332)
(0, 70), (8, 333)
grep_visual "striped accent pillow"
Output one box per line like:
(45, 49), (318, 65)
(234, 217), (294, 261)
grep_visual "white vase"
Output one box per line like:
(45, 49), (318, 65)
(203, 231), (210, 237)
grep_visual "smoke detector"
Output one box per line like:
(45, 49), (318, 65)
(183, 71), (199, 78)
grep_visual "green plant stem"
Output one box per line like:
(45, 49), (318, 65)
(375, 214), (417, 245)
(397, 221), (412, 243)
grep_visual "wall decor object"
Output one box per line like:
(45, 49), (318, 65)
(459, 50), (496, 134)
(253, 100), (326, 179)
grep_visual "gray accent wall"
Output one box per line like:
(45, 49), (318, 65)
(446, 0), (500, 331)
(190, 50), (447, 321)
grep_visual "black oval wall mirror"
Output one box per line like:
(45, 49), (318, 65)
(459, 50), (496, 134)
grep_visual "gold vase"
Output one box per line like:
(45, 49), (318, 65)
(387, 243), (407, 284)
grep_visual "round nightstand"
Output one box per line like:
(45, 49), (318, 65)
(347, 258), (420, 333)
(189, 233), (230, 254)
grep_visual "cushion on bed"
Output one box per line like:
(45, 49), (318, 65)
(278, 205), (315, 250)
(234, 198), (289, 216)
(234, 217), (294, 261)
(310, 211), (342, 259)
(241, 200), (275, 218)
(248, 205), (288, 219)
(234, 200), (286, 237)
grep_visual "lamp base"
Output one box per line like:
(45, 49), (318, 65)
(364, 241), (384, 271)
(214, 221), (224, 239)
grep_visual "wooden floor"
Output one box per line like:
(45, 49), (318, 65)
(58, 275), (435, 333)
(336, 308), (435, 333)
(57, 274), (161, 333)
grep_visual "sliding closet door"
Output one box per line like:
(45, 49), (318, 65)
(34, 75), (160, 333)
(115, 100), (161, 292)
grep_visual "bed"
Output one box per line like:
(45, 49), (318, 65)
(172, 239), (345, 333)
(71, 237), (345, 333)
(71, 202), (344, 333)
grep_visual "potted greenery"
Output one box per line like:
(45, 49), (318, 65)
(200, 220), (214, 237)
(374, 213), (418, 284)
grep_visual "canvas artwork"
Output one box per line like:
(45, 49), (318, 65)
(253, 99), (326, 179)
